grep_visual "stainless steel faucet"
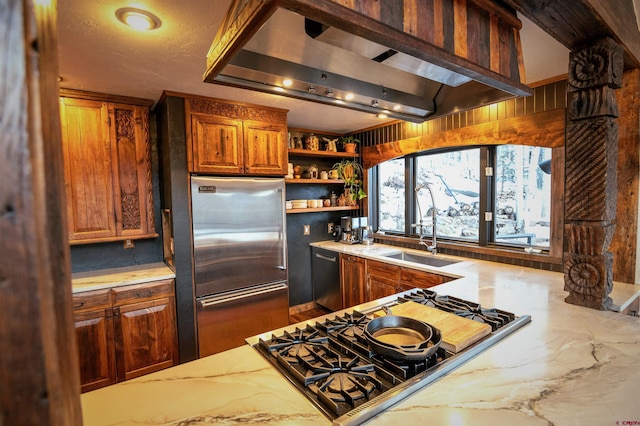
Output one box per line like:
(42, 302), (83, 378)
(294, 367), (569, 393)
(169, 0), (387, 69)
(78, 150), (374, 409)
(413, 183), (437, 254)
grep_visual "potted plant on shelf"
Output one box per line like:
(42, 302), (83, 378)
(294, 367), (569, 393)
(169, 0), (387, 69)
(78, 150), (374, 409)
(339, 136), (360, 154)
(332, 159), (367, 206)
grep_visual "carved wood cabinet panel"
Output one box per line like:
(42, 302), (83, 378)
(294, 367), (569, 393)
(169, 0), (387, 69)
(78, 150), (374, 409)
(59, 92), (157, 244)
(187, 96), (288, 175)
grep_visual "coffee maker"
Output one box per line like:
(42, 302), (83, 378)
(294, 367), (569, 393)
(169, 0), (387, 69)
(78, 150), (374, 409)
(338, 217), (357, 244)
(335, 216), (370, 244)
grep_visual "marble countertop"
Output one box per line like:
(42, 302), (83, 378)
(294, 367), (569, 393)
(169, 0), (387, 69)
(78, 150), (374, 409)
(81, 244), (640, 425)
(71, 262), (175, 293)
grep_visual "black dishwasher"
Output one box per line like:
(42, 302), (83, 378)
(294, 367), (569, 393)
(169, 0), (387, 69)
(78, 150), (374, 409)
(311, 247), (342, 311)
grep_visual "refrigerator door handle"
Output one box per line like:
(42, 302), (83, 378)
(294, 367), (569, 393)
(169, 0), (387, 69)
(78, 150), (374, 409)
(199, 283), (288, 308)
(278, 188), (287, 271)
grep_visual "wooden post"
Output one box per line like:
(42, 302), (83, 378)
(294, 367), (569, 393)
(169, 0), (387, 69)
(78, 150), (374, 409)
(0, 0), (82, 424)
(564, 37), (624, 310)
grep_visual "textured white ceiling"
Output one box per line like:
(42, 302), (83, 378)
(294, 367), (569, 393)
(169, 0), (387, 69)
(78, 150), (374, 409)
(57, 0), (568, 134)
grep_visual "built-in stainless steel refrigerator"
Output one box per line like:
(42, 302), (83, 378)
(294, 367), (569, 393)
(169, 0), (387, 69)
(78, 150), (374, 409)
(191, 176), (289, 357)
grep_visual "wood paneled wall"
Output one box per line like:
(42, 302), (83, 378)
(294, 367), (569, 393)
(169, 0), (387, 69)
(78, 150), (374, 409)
(611, 69), (640, 284)
(357, 80), (567, 167)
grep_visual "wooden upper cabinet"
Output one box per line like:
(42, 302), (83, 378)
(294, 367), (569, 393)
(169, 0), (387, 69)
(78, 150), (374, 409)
(186, 95), (288, 175)
(60, 98), (116, 241)
(243, 120), (287, 175)
(59, 90), (157, 244)
(191, 113), (244, 174)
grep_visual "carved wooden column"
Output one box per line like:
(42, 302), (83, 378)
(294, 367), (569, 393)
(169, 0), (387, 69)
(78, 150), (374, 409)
(564, 38), (623, 310)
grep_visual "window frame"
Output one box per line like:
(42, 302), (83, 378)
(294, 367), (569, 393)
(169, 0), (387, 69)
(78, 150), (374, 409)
(373, 145), (552, 252)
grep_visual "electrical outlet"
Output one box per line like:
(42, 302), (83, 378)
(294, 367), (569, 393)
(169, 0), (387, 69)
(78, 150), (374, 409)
(303, 224), (310, 235)
(328, 223), (334, 233)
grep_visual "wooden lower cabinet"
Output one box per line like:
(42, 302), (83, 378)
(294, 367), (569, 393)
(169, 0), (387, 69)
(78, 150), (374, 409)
(366, 259), (400, 301)
(73, 290), (116, 393)
(73, 279), (178, 392)
(340, 254), (366, 307)
(340, 255), (457, 307)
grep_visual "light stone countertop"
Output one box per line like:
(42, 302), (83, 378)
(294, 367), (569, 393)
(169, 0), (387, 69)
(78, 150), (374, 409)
(81, 243), (640, 425)
(71, 262), (175, 293)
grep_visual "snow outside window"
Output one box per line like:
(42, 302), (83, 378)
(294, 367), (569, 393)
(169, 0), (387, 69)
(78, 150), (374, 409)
(416, 149), (480, 241)
(378, 158), (405, 233)
(494, 145), (551, 248)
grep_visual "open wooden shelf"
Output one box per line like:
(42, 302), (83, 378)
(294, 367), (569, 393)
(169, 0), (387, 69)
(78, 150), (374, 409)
(286, 206), (359, 214)
(285, 178), (345, 184)
(288, 148), (359, 158)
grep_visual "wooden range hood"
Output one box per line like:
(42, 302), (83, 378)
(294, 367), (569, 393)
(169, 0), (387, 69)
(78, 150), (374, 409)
(203, 0), (533, 123)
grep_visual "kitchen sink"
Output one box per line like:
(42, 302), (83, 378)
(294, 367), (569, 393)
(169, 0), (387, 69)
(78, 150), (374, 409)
(383, 251), (460, 267)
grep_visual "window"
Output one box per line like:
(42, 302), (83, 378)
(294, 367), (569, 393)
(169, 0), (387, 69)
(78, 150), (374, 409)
(378, 158), (405, 233)
(374, 145), (552, 249)
(494, 146), (551, 247)
(415, 149), (480, 241)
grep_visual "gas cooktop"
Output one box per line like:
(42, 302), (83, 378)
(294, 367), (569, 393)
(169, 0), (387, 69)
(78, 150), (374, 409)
(249, 289), (531, 426)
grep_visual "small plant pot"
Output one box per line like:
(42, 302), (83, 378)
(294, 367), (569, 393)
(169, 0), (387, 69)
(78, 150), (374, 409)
(343, 143), (357, 153)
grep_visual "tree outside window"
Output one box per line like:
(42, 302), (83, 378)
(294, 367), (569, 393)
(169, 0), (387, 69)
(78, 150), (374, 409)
(375, 145), (551, 249)
(495, 145), (551, 247)
(378, 158), (405, 233)
(416, 149), (480, 241)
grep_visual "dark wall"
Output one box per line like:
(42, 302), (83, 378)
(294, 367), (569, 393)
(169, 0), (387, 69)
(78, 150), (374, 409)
(70, 115), (163, 272)
(157, 95), (198, 363)
(285, 183), (348, 306)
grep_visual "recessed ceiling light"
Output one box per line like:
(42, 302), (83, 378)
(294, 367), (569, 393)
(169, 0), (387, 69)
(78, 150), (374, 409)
(115, 7), (161, 31)
(377, 113), (388, 119)
(393, 105), (402, 111)
(344, 93), (355, 101)
(274, 87), (285, 92)
(282, 79), (293, 87)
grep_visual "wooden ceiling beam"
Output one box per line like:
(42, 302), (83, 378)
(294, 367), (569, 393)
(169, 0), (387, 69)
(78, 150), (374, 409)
(503, 0), (640, 68)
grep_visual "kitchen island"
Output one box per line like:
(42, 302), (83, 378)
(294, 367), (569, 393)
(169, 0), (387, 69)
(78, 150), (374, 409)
(81, 243), (640, 425)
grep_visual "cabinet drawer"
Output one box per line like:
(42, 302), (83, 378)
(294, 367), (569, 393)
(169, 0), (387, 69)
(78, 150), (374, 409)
(367, 259), (400, 281)
(111, 279), (175, 306)
(399, 268), (450, 289)
(73, 289), (111, 312)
